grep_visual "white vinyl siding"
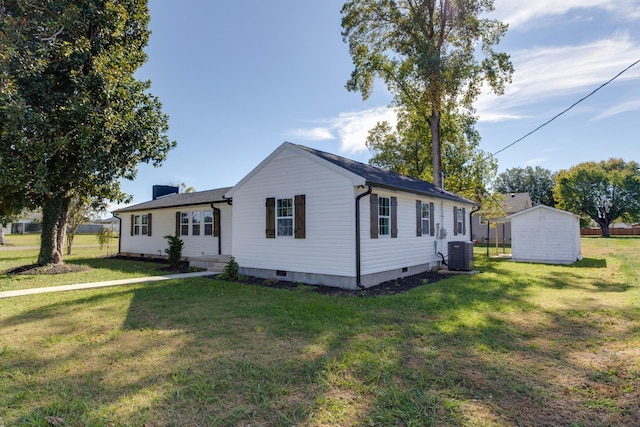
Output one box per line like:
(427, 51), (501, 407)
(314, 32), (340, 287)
(510, 206), (581, 264)
(360, 194), (473, 276)
(231, 148), (356, 277)
(119, 203), (232, 258)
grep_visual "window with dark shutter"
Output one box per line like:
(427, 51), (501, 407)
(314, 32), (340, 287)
(462, 207), (466, 235)
(430, 202), (435, 236)
(453, 206), (458, 236)
(416, 200), (422, 236)
(390, 197), (398, 238)
(130, 214), (134, 236)
(175, 212), (181, 236)
(265, 197), (276, 238)
(294, 194), (306, 239)
(370, 194), (378, 239)
(147, 213), (152, 236)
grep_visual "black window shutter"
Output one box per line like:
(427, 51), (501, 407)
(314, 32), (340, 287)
(429, 202), (435, 236)
(294, 194), (306, 239)
(130, 215), (134, 236)
(175, 212), (181, 236)
(462, 207), (466, 235)
(265, 197), (275, 238)
(147, 213), (152, 237)
(416, 200), (422, 236)
(453, 206), (458, 236)
(370, 193), (378, 239)
(390, 197), (398, 238)
(213, 209), (220, 238)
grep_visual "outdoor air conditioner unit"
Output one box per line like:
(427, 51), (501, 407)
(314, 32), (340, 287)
(448, 241), (474, 271)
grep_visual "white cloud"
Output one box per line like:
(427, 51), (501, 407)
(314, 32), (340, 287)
(477, 34), (640, 122)
(595, 99), (640, 119)
(523, 157), (548, 167)
(284, 127), (334, 141)
(492, 0), (640, 28)
(283, 107), (397, 154)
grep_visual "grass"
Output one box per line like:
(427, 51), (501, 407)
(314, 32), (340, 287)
(0, 234), (176, 292)
(1, 238), (639, 426)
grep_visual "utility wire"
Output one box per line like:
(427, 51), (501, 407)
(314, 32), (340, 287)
(489, 58), (640, 158)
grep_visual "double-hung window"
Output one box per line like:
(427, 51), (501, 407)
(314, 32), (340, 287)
(378, 196), (390, 236)
(421, 203), (430, 235)
(141, 214), (148, 235)
(204, 210), (213, 236)
(277, 198), (293, 237)
(134, 215), (141, 235)
(192, 211), (201, 236)
(181, 212), (189, 236)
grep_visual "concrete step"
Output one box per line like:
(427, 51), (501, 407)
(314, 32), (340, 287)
(189, 255), (232, 271)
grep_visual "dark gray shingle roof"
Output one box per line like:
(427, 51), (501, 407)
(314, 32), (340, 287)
(295, 144), (476, 205)
(113, 187), (232, 213)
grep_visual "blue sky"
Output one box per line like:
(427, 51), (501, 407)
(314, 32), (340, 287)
(116, 0), (640, 208)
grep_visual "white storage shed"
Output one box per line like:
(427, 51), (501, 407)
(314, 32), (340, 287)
(507, 205), (582, 265)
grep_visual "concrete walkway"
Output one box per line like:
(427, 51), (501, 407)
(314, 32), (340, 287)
(0, 271), (218, 299)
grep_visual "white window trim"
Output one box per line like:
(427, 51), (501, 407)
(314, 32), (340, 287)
(192, 211), (201, 236)
(379, 196), (390, 237)
(276, 198), (294, 237)
(457, 208), (463, 234)
(421, 203), (430, 237)
(204, 210), (213, 236)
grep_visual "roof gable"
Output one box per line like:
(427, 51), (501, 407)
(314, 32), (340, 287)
(507, 204), (580, 220)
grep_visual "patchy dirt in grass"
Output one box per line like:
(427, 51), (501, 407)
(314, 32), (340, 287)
(4, 263), (91, 275)
(219, 270), (449, 297)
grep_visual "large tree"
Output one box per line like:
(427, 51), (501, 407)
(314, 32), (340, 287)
(0, 0), (175, 265)
(341, 0), (513, 188)
(493, 166), (555, 206)
(554, 159), (640, 237)
(366, 108), (497, 200)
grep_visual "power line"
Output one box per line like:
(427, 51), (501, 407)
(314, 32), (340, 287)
(490, 58), (640, 158)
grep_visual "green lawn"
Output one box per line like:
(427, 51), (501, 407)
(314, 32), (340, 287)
(0, 234), (177, 292)
(1, 238), (639, 426)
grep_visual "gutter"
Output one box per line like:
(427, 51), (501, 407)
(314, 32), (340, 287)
(210, 198), (232, 256)
(355, 185), (373, 289)
(113, 213), (122, 255)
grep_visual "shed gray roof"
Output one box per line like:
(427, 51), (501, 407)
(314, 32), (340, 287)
(296, 144), (476, 205)
(113, 187), (232, 213)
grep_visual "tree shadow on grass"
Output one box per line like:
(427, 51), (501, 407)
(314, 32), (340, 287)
(2, 266), (639, 426)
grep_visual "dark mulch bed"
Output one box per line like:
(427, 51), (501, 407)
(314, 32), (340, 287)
(221, 270), (449, 297)
(5, 263), (91, 275)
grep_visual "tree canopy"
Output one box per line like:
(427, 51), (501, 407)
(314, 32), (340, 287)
(553, 159), (640, 237)
(366, 109), (497, 200)
(0, 0), (175, 264)
(341, 0), (512, 189)
(493, 166), (555, 206)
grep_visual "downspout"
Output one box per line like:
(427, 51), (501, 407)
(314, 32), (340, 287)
(355, 185), (372, 290)
(470, 205), (481, 241)
(113, 213), (122, 255)
(211, 198), (232, 256)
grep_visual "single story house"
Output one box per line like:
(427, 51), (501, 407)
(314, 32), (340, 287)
(471, 192), (532, 243)
(114, 142), (476, 289)
(507, 204), (582, 265)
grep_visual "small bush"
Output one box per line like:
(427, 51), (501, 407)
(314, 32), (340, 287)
(164, 235), (184, 269)
(219, 256), (243, 281)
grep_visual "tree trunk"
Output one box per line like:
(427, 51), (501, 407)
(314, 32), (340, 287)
(431, 110), (442, 189)
(596, 218), (611, 237)
(39, 197), (63, 265)
(37, 195), (70, 265)
(0, 226), (5, 245)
